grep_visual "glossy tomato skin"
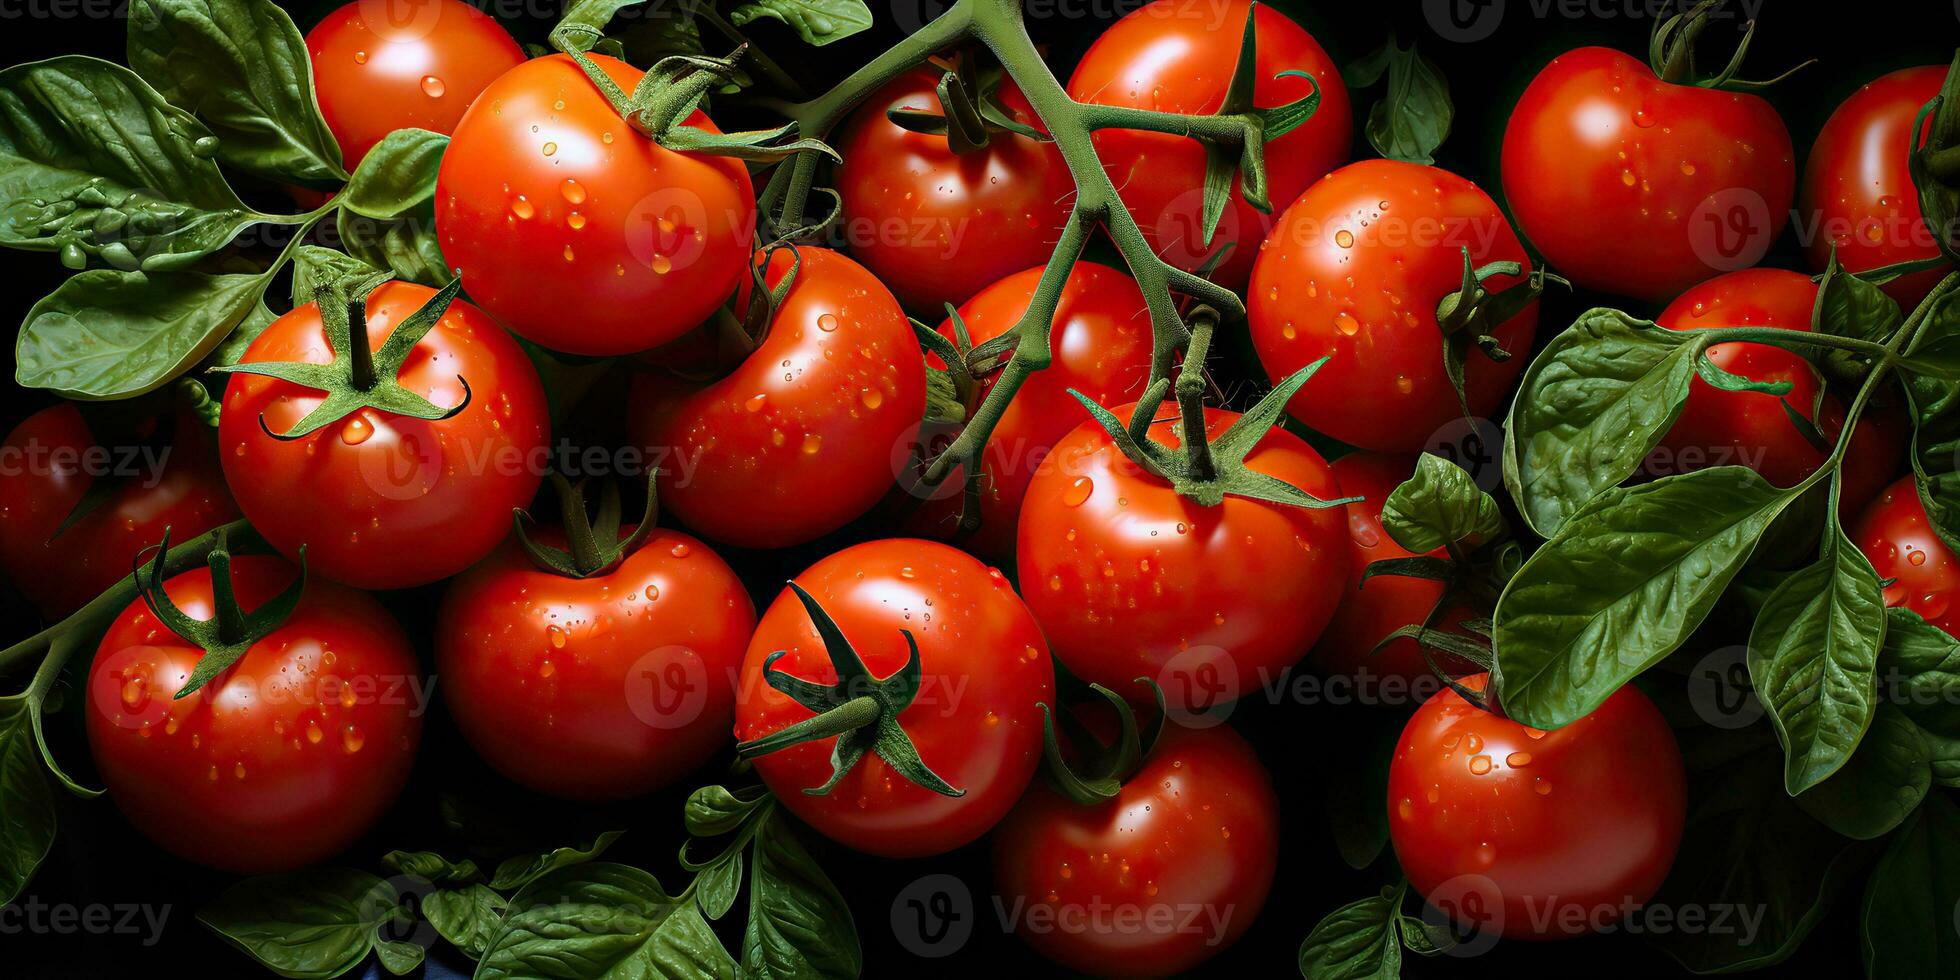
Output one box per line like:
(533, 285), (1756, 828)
(86, 556), (422, 873)
(0, 404), (237, 619)
(1313, 452), (1453, 684)
(1853, 476), (1960, 638)
(734, 539), (1053, 857)
(991, 723), (1278, 976)
(1018, 406), (1348, 699)
(1651, 269), (1903, 513)
(437, 54), (756, 356)
(834, 69), (1073, 313)
(306, 0), (525, 171)
(1502, 47), (1796, 302)
(1389, 674), (1686, 940)
(1067, 0), (1350, 288)
(437, 527), (754, 799)
(1248, 159), (1537, 451)
(903, 262), (1155, 560)
(218, 281), (549, 590)
(629, 248), (926, 550)
(1803, 67), (1946, 309)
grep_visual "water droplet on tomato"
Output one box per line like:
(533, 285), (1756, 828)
(1062, 476), (1093, 507)
(340, 416), (373, 446)
(343, 725), (365, 753)
(420, 75), (445, 98)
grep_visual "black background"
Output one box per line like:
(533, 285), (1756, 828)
(1, 0), (1955, 976)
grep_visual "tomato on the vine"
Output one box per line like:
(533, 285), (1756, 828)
(306, 0), (525, 171)
(991, 722), (1278, 976)
(733, 539), (1053, 857)
(1313, 452), (1464, 683)
(437, 53), (756, 356)
(1501, 46), (1796, 302)
(1067, 0), (1350, 288)
(1389, 674), (1686, 940)
(217, 280), (549, 590)
(1802, 66), (1948, 309)
(630, 247), (926, 550)
(902, 261), (1155, 560)
(1248, 159), (1539, 452)
(1018, 404), (1348, 700)
(0, 403), (236, 619)
(1853, 475), (1960, 639)
(86, 550), (422, 873)
(834, 67), (1073, 313)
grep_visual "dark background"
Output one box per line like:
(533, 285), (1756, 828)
(1, 0), (1954, 976)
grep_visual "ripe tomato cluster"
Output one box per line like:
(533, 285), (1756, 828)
(4, 0), (1959, 976)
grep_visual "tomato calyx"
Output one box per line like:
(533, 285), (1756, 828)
(1647, 0), (1811, 92)
(733, 583), (966, 798)
(1187, 5), (1321, 246)
(1033, 679), (1165, 806)
(512, 473), (659, 579)
(884, 54), (1049, 155)
(1910, 55), (1960, 269)
(134, 526), (307, 700)
(1433, 247), (1564, 420)
(208, 273), (471, 440)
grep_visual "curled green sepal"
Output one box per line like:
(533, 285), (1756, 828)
(513, 471), (659, 579)
(734, 583), (965, 798)
(886, 68), (1049, 151)
(1647, 0), (1813, 91)
(134, 527), (307, 700)
(1194, 3), (1321, 246)
(1035, 683), (1146, 806)
(208, 274), (470, 440)
(1912, 54), (1960, 270)
(1433, 248), (1564, 419)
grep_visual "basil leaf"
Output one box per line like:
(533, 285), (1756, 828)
(341, 129), (446, 220)
(0, 696), (55, 906)
(1861, 791), (1960, 977)
(476, 863), (737, 980)
(1793, 705), (1929, 839)
(18, 268), (265, 399)
(1380, 452), (1503, 553)
(1297, 888), (1402, 979)
(290, 245), (382, 308)
(727, 0), (872, 46)
(1747, 515), (1888, 793)
(695, 851), (743, 921)
(1494, 468), (1796, 729)
(421, 883), (506, 961)
(0, 56), (267, 271)
(1813, 249), (1904, 344)
(488, 830), (623, 891)
(125, 0), (346, 184)
(199, 869), (398, 980)
(380, 849), (483, 885)
(372, 937), (423, 975)
(336, 203), (446, 287)
(1349, 37), (1451, 165)
(742, 816), (859, 979)
(1503, 309), (1704, 538)
(1879, 607), (1960, 786)
(685, 783), (769, 837)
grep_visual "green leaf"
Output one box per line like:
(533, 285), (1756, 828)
(1323, 708), (1400, 871)
(1494, 468), (1796, 729)
(199, 869), (397, 980)
(341, 129), (447, 220)
(488, 830), (624, 891)
(337, 202), (446, 287)
(0, 56), (267, 270)
(1906, 292), (1960, 552)
(380, 849), (483, 885)
(1880, 607), (1960, 785)
(372, 937), (423, 975)
(1747, 518), (1888, 793)
(1379, 452), (1503, 553)
(1793, 705), (1929, 839)
(291, 246), (382, 308)
(726, 0), (872, 46)
(125, 0), (346, 184)
(695, 852), (743, 921)
(0, 696), (55, 906)
(742, 816), (859, 979)
(1813, 248), (1904, 345)
(475, 863), (737, 980)
(1348, 37), (1451, 164)
(1862, 791), (1960, 977)
(1298, 888), (1402, 979)
(685, 784), (769, 837)
(18, 268), (265, 399)
(1502, 309), (1704, 538)
(422, 884), (506, 961)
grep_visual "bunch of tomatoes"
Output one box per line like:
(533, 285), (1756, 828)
(4, 0), (1960, 976)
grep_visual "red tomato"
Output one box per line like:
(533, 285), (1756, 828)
(1853, 475), (1960, 638)
(1802, 66), (1947, 309)
(0, 404), (236, 619)
(1314, 452), (1455, 684)
(1502, 47), (1796, 302)
(1651, 268), (1903, 514)
(1067, 0), (1351, 288)
(306, 0), (525, 170)
(437, 527), (754, 799)
(629, 247), (926, 549)
(437, 54), (756, 356)
(991, 723), (1278, 976)
(1389, 674), (1686, 940)
(218, 281), (549, 590)
(834, 68), (1073, 313)
(733, 539), (1053, 857)
(902, 262), (1155, 560)
(1247, 159), (1537, 451)
(86, 555), (422, 873)
(1017, 405), (1348, 701)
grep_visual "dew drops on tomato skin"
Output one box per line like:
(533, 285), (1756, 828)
(420, 75), (445, 98)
